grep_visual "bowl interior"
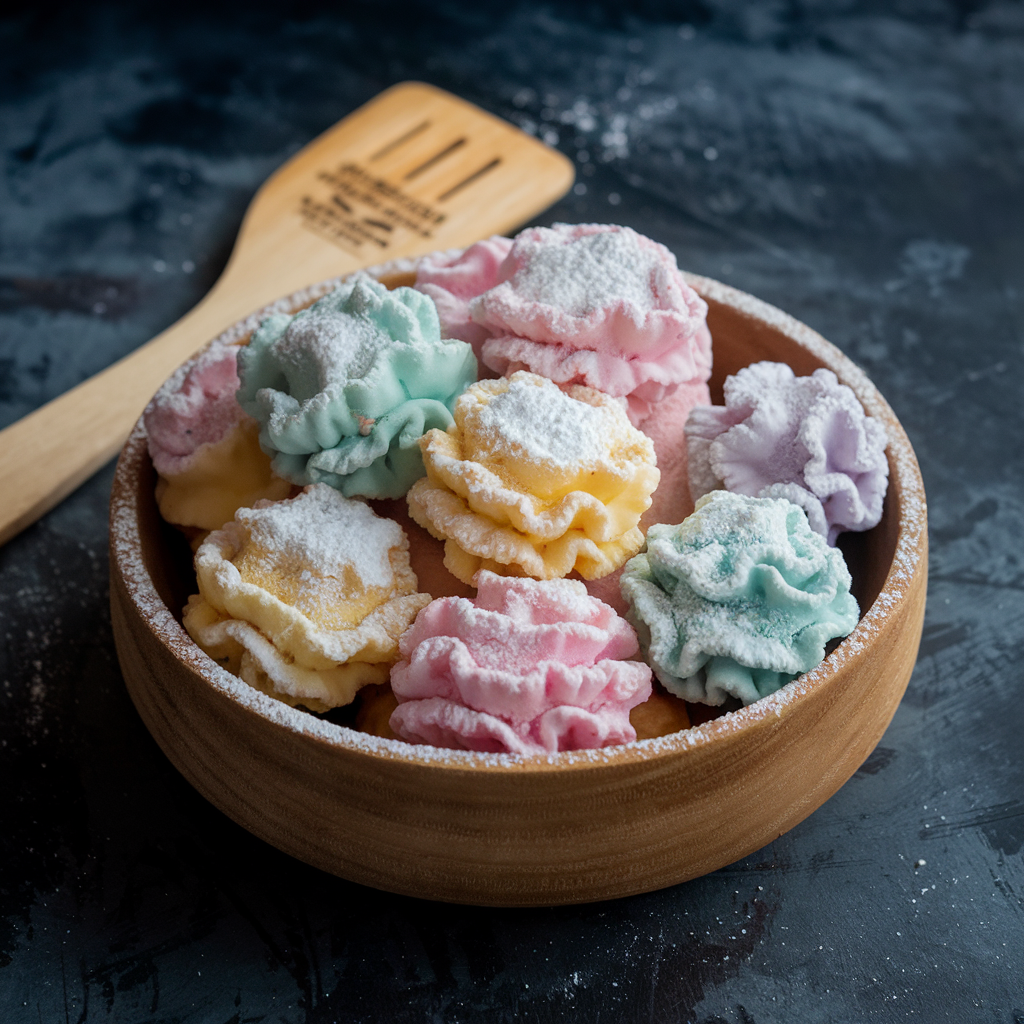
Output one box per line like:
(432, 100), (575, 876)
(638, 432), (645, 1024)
(137, 273), (901, 726)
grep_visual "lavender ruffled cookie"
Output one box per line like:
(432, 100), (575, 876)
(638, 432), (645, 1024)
(620, 491), (860, 707)
(685, 361), (888, 544)
(237, 273), (477, 499)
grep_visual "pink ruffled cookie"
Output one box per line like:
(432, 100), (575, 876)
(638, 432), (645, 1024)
(415, 223), (712, 426)
(145, 343), (290, 531)
(685, 361), (889, 544)
(390, 571), (652, 755)
(146, 342), (245, 477)
(414, 236), (513, 354)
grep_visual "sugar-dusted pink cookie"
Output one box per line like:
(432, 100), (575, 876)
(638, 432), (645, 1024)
(452, 223), (712, 426)
(414, 236), (514, 355)
(390, 571), (652, 755)
(145, 343), (290, 531)
(146, 342), (245, 477)
(685, 361), (889, 544)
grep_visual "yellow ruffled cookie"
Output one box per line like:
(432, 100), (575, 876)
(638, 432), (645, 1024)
(155, 418), (292, 534)
(183, 484), (431, 712)
(407, 371), (659, 583)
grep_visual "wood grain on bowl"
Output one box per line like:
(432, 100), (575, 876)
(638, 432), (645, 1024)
(110, 272), (927, 907)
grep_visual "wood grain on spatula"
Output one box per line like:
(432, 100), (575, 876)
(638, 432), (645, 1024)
(0, 81), (574, 546)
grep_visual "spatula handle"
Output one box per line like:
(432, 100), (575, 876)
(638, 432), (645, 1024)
(0, 246), (378, 546)
(0, 82), (573, 545)
(0, 292), (231, 545)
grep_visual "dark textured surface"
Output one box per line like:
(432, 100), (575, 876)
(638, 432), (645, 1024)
(2, 2), (1023, 1020)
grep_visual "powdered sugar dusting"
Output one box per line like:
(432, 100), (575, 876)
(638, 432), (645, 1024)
(508, 228), (661, 316)
(210, 254), (433, 348)
(276, 302), (391, 389)
(144, 341), (246, 475)
(238, 485), (400, 590)
(110, 257), (927, 774)
(474, 375), (612, 468)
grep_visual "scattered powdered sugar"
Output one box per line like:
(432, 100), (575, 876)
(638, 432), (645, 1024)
(509, 228), (661, 316)
(149, 339), (238, 409)
(495, 574), (607, 625)
(474, 376), (612, 468)
(144, 341), (246, 473)
(238, 485), (401, 589)
(277, 304), (390, 391)
(110, 256), (928, 775)
(211, 254), (432, 349)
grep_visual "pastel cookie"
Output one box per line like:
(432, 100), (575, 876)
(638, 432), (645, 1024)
(406, 371), (660, 584)
(390, 571), (652, 754)
(685, 361), (889, 544)
(237, 273), (477, 499)
(183, 484), (431, 712)
(144, 343), (290, 531)
(413, 236), (514, 356)
(415, 223), (713, 426)
(620, 491), (860, 707)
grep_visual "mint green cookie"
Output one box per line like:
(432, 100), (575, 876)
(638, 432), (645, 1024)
(620, 491), (859, 706)
(237, 273), (477, 499)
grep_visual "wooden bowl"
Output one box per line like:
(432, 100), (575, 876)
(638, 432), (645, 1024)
(110, 268), (927, 907)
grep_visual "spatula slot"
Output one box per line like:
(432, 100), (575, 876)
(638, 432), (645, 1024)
(370, 119), (431, 162)
(438, 158), (503, 202)
(403, 138), (467, 181)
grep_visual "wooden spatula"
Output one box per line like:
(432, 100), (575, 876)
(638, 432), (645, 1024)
(0, 81), (574, 546)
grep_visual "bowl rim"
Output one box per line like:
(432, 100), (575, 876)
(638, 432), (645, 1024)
(110, 257), (928, 775)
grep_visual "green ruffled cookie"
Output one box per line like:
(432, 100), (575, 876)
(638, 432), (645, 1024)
(620, 491), (860, 706)
(237, 274), (477, 499)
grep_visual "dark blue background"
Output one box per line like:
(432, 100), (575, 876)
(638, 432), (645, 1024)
(2, 2), (1023, 1020)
